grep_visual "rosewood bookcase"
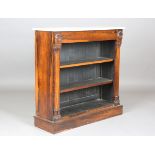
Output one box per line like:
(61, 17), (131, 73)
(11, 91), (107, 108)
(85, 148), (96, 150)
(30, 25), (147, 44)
(34, 27), (124, 133)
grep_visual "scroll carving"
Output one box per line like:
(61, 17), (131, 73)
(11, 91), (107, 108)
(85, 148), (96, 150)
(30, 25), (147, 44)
(53, 33), (62, 52)
(113, 96), (120, 105)
(55, 33), (62, 43)
(116, 30), (123, 47)
(53, 111), (61, 121)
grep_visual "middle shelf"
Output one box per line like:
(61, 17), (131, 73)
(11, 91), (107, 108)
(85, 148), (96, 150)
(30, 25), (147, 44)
(60, 77), (113, 93)
(60, 62), (114, 93)
(60, 57), (113, 69)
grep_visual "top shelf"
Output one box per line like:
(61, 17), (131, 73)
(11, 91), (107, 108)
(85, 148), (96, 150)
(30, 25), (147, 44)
(60, 57), (113, 69)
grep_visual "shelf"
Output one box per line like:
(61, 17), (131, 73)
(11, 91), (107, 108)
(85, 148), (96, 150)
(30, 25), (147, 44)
(60, 57), (113, 69)
(60, 99), (114, 116)
(60, 77), (112, 93)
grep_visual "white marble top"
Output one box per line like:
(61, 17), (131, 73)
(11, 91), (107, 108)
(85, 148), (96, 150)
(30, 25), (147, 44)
(33, 27), (125, 32)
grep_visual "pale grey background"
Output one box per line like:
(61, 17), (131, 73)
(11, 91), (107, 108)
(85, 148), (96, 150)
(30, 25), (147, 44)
(0, 19), (155, 135)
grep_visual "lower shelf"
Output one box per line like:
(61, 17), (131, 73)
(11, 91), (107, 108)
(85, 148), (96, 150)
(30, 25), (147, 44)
(60, 99), (114, 117)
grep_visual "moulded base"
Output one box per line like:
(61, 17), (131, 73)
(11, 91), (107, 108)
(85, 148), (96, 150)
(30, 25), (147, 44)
(34, 104), (123, 134)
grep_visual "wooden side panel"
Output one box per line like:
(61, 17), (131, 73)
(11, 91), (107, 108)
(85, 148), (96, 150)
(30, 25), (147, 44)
(35, 31), (53, 119)
(35, 32), (39, 114)
(61, 30), (117, 43)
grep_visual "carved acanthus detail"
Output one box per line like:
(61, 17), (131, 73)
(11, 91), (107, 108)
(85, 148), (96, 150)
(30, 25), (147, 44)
(54, 33), (62, 44)
(113, 96), (120, 105)
(117, 30), (123, 38)
(53, 110), (61, 121)
(116, 30), (123, 47)
(53, 33), (62, 52)
(53, 44), (61, 52)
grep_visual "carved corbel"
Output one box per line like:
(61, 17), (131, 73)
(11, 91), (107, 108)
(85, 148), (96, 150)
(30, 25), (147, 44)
(53, 111), (61, 121)
(116, 30), (123, 47)
(53, 32), (62, 51)
(113, 96), (120, 105)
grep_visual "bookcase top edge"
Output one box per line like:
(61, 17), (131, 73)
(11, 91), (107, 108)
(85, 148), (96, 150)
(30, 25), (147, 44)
(33, 27), (125, 32)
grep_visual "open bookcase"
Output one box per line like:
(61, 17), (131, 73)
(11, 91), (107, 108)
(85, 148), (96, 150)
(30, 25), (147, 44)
(34, 28), (123, 133)
(60, 41), (115, 116)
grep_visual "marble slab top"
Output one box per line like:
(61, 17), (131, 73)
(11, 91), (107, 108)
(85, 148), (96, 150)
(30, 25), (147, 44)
(33, 27), (125, 32)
